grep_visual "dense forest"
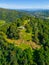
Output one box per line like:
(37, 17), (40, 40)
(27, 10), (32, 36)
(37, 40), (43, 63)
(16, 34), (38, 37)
(0, 8), (49, 65)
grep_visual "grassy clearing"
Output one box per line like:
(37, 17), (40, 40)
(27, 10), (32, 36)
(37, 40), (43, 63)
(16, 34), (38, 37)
(19, 29), (32, 41)
(0, 20), (5, 26)
(18, 43), (31, 50)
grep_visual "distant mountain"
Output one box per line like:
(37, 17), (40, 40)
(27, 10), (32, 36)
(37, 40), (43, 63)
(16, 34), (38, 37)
(28, 9), (49, 19)
(0, 8), (49, 19)
(17, 9), (49, 19)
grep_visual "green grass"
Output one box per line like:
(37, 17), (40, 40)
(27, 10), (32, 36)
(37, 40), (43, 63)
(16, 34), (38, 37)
(18, 43), (31, 50)
(0, 20), (5, 26)
(20, 29), (32, 41)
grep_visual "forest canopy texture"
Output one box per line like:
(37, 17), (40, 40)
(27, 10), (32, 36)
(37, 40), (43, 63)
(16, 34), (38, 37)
(0, 8), (49, 65)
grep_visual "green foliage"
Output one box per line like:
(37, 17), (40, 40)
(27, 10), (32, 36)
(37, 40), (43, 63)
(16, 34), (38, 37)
(0, 38), (35, 65)
(0, 20), (5, 26)
(0, 8), (49, 65)
(6, 22), (19, 39)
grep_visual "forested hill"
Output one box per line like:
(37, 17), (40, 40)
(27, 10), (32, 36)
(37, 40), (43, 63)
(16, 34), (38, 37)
(0, 8), (32, 22)
(19, 9), (49, 19)
(0, 8), (49, 65)
(0, 8), (49, 22)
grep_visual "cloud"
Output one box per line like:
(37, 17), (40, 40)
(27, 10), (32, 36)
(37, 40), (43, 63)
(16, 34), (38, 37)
(0, 3), (9, 8)
(0, 2), (49, 9)
(0, 3), (33, 9)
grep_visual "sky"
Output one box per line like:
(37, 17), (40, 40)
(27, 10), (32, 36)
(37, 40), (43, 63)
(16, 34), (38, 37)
(0, 0), (49, 9)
